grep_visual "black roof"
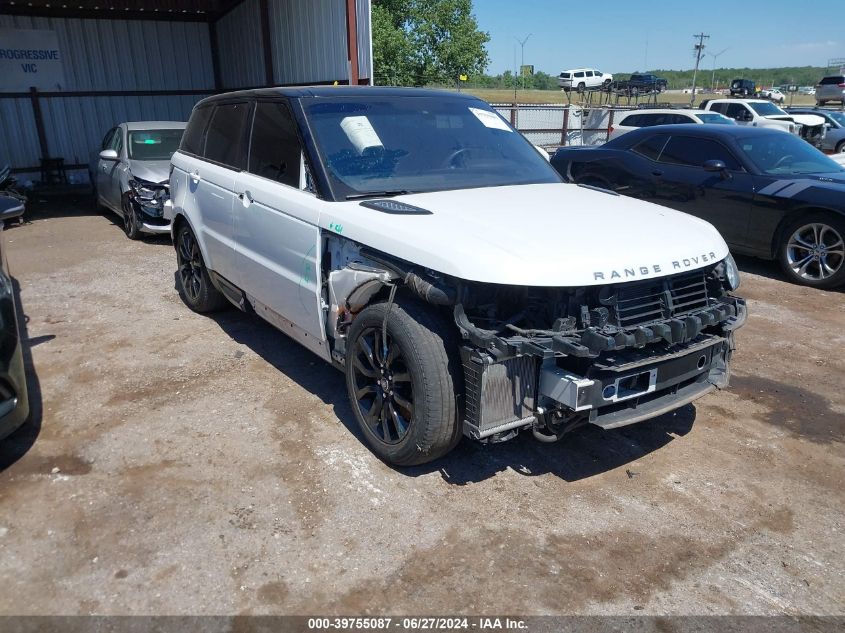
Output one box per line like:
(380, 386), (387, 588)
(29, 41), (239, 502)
(197, 85), (481, 107)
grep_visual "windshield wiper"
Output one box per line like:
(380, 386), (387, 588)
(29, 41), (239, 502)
(345, 190), (412, 200)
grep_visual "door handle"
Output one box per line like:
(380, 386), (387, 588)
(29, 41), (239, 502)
(652, 170), (663, 177)
(239, 190), (253, 207)
(190, 170), (201, 184)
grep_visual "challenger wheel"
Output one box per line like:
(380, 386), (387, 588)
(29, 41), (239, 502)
(778, 213), (845, 289)
(175, 223), (228, 313)
(345, 299), (461, 466)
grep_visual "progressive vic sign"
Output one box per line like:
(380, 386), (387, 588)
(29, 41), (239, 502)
(0, 28), (65, 91)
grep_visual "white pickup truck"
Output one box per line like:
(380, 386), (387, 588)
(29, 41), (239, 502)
(168, 87), (746, 466)
(702, 98), (827, 147)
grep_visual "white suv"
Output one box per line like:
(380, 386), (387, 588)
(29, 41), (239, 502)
(702, 99), (827, 145)
(168, 87), (744, 466)
(609, 108), (735, 140)
(558, 68), (612, 92)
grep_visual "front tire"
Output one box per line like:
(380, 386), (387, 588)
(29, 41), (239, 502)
(777, 213), (845, 289)
(345, 299), (461, 466)
(122, 198), (142, 240)
(836, 140), (845, 154)
(175, 223), (229, 313)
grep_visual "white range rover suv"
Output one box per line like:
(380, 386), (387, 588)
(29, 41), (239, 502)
(169, 87), (746, 466)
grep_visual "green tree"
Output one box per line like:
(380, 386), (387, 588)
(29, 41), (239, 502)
(372, 0), (490, 86)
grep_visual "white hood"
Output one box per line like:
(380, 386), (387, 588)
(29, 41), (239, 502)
(319, 183), (729, 287)
(786, 113), (826, 127)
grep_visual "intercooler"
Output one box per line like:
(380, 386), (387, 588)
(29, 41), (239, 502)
(461, 349), (538, 439)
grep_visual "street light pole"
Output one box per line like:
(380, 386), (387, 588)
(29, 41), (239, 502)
(515, 34), (532, 91)
(708, 47), (729, 91)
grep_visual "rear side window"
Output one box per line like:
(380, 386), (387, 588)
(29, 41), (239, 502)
(631, 134), (669, 160)
(574, 71), (585, 78)
(204, 102), (252, 169)
(820, 76), (845, 85)
(560, 72), (571, 79)
(181, 106), (213, 155)
(659, 136), (741, 170)
(248, 101), (302, 188)
(620, 114), (643, 127)
(708, 102), (727, 114)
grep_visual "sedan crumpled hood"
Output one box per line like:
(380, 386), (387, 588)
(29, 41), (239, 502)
(768, 114), (826, 127)
(127, 159), (170, 185)
(319, 183), (730, 287)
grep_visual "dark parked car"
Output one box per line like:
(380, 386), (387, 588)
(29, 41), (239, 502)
(730, 79), (757, 97)
(0, 211), (30, 440)
(613, 73), (668, 96)
(551, 125), (845, 288)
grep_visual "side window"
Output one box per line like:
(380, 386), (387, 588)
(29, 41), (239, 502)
(620, 114), (642, 127)
(640, 114), (663, 127)
(708, 103), (726, 114)
(181, 105), (213, 156)
(631, 134), (669, 160)
(574, 71), (585, 78)
(204, 102), (251, 169)
(671, 114), (694, 124)
(585, 71), (594, 77)
(659, 136), (742, 170)
(725, 103), (749, 120)
(248, 101), (303, 189)
(101, 128), (117, 151)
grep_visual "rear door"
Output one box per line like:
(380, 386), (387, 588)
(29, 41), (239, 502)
(193, 101), (252, 280)
(650, 135), (753, 247)
(232, 99), (328, 359)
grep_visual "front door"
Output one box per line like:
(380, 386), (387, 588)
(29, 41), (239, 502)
(649, 135), (754, 249)
(232, 100), (327, 359)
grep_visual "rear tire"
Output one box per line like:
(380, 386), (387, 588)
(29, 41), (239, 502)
(577, 82), (586, 93)
(175, 223), (229, 313)
(345, 299), (462, 466)
(777, 213), (845, 289)
(835, 140), (845, 154)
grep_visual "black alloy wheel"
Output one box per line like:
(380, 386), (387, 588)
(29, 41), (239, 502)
(350, 326), (414, 445)
(175, 224), (228, 313)
(123, 198), (141, 240)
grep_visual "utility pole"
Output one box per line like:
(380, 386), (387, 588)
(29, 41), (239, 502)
(515, 34), (532, 91)
(690, 32), (710, 106)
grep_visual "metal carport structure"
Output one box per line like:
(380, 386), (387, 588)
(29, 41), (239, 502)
(0, 0), (373, 184)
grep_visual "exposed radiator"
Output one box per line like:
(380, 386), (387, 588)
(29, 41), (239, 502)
(462, 350), (537, 439)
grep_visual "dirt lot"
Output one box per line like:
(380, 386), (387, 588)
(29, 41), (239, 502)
(0, 196), (843, 616)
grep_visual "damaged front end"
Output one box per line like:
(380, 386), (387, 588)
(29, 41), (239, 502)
(125, 178), (172, 233)
(323, 236), (746, 445)
(454, 258), (746, 441)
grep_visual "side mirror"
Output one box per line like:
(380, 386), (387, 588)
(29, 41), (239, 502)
(703, 159), (730, 178)
(99, 149), (119, 161)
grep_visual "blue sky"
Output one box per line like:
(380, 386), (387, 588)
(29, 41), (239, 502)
(474, 0), (843, 74)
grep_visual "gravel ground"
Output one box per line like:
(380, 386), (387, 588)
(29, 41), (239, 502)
(0, 197), (843, 616)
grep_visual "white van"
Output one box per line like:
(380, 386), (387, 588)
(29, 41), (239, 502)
(608, 109), (735, 140)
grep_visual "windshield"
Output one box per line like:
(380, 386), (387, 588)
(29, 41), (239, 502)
(128, 129), (184, 161)
(697, 113), (736, 125)
(827, 111), (845, 126)
(739, 134), (845, 175)
(749, 102), (787, 117)
(303, 97), (560, 199)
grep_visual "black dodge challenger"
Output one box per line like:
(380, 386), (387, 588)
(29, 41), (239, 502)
(551, 125), (845, 288)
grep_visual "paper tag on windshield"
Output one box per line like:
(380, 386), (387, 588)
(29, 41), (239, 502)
(340, 116), (384, 154)
(469, 107), (512, 132)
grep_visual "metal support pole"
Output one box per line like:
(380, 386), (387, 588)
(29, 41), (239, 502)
(29, 87), (49, 160)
